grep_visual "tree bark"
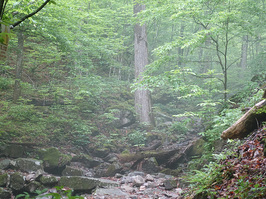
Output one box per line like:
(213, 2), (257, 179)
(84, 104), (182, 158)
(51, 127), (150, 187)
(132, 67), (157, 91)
(134, 2), (155, 127)
(13, 31), (24, 103)
(240, 35), (248, 70)
(221, 99), (266, 139)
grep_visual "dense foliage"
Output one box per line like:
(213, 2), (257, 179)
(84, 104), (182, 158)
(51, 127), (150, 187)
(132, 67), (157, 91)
(0, 0), (265, 198)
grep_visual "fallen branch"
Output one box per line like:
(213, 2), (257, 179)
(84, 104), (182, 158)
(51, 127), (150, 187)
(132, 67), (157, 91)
(221, 99), (266, 139)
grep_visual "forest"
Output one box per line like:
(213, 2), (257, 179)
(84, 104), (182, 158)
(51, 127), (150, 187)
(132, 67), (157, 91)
(0, 0), (265, 198)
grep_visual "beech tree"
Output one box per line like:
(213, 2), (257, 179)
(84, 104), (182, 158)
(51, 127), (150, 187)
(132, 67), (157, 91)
(134, 1), (155, 127)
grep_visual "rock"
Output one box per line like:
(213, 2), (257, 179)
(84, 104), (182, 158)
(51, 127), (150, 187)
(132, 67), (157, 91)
(9, 172), (25, 191)
(25, 181), (43, 193)
(58, 176), (118, 192)
(163, 179), (177, 190)
(121, 184), (134, 193)
(142, 157), (159, 173)
(187, 138), (205, 157)
(0, 187), (12, 199)
(72, 155), (103, 168)
(0, 173), (8, 187)
(38, 147), (72, 174)
(39, 175), (58, 186)
(94, 188), (129, 197)
(132, 175), (145, 187)
(25, 169), (43, 182)
(0, 159), (11, 170)
(103, 153), (118, 163)
(128, 171), (145, 177)
(2, 144), (25, 158)
(93, 148), (110, 158)
(115, 173), (123, 178)
(145, 174), (154, 182)
(14, 158), (43, 173)
(94, 162), (110, 177)
(104, 162), (123, 177)
(61, 166), (83, 176)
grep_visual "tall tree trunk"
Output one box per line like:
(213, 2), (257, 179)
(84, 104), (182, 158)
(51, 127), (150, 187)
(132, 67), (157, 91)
(177, 23), (185, 67)
(134, 2), (155, 127)
(13, 31), (24, 103)
(240, 35), (248, 70)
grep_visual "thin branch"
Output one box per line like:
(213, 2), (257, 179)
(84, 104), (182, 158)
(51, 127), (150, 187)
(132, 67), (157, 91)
(227, 57), (240, 70)
(10, 0), (51, 29)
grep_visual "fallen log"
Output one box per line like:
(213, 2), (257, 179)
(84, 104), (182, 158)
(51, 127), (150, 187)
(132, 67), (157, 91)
(221, 99), (266, 139)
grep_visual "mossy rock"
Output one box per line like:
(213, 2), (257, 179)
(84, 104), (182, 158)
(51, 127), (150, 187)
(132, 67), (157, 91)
(161, 168), (182, 176)
(10, 172), (25, 191)
(105, 162), (122, 177)
(38, 147), (72, 169)
(0, 173), (8, 187)
(0, 187), (12, 199)
(187, 138), (205, 157)
(39, 175), (58, 186)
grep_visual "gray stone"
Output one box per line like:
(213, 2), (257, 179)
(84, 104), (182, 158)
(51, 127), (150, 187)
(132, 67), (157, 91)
(132, 175), (145, 187)
(0, 159), (10, 170)
(0, 187), (12, 199)
(25, 181), (43, 193)
(163, 179), (177, 190)
(145, 174), (154, 182)
(104, 162), (123, 177)
(103, 153), (118, 163)
(39, 175), (58, 186)
(72, 155), (103, 168)
(62, 166), (83, 176)
(9, 172), (25, 191)
(94, 188), (129, 197)
(142, 157), (159, 174)
(93, 148), (110, 158)
(128, 171), (145, 177)
(0, 173), (8, 187)
(25, 169), (43, 182)
(14, 158), (43, 173)
(94, 162), (110, 177)
(58, 176), (118, 192)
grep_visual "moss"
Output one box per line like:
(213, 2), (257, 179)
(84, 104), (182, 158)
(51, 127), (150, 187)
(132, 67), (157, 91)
(0, 173), (8, 187)
(161, 168), (182, 176)
(39, 147), (71, 168)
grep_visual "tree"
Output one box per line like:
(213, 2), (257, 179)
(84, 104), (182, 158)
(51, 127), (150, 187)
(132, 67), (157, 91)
(13, 29), (24, 103)
(134, 1), (155, 127)
(0, 0), (52, 29)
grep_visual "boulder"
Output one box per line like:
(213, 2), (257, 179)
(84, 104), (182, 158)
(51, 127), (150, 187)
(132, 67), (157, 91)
(0, 187), (12, 199)
(9, 172), (25, 191)
(186, 138), (205, 157)
(132, 175), (145, 187)
(104, 162), (123, 177)
(39, 175), (58, 186)
(25, 169), (43, 182)
(94, 188), (129, 197)
(14, 158), (43, 173)
(0, 159), (11, 170)
(58, 176), (118, 192)
(25, 181), (43, 193)
(71, 154), (103, 168)
(2, 144), (25, 158)
(0, 173), (8, 187)
(38, 147), (71, 174)
(142, 157), (159, 174)
(163, 179), (177, 190)
(61, 166), (83, 176)
(93, 148), (110, 158)
(94, 162), (111, 177)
